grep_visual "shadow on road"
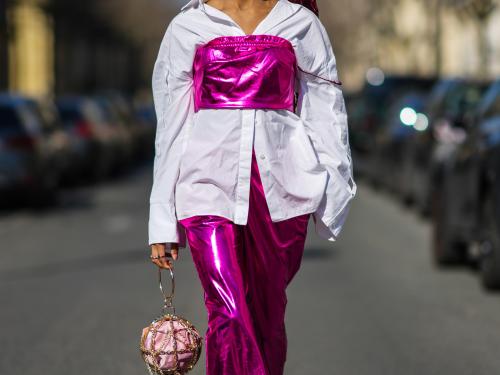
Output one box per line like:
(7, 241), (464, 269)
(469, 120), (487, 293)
(1, 245), (337, 282)
(303, 247), (337, 260)
(0, 248), (147, 281)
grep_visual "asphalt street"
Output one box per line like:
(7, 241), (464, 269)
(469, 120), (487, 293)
(1, 165), (500, 375)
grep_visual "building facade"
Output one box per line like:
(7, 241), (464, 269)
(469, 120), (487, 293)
(330, 0), (500, 90)
(0, 0), (143, 97)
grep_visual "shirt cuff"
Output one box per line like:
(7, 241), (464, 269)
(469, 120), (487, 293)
(312, 194), (354, 242)
(148, 203), (187, 248)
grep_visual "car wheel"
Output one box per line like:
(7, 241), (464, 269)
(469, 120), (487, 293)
(478, 192), (500, 290)
(431, 181), (465, 265)
(28, 168), (60, 208)
(400, 151), (414, 205)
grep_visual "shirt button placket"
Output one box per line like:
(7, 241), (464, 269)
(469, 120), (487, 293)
(234, 109), (255, 225)
(254, 111), (283, 221)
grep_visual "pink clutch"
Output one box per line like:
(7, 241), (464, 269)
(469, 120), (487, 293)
(140, 267), (203, 375)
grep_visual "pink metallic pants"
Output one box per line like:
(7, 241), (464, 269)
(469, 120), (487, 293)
(179, 148), (310, 375)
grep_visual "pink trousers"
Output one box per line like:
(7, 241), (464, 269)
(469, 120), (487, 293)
(179, 148), (310, 375)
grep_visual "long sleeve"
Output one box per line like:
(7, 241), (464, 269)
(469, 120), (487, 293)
(148, 20), (195, 247)
(294, 14), (357, 242)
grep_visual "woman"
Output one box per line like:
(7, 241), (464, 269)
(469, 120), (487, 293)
(148, 0), (357, 374)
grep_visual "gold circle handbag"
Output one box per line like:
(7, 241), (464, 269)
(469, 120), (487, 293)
(140, 266), (203, 375)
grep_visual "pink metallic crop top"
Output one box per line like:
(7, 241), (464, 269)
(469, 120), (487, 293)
(192, 34), (343, 113)
(193, 34), (297, 112)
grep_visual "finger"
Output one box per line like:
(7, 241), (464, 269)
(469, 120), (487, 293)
(161, 253), (174, 269)
(156, 244), (172, 269)
(171, 249), (178, 260)
(151, 243), (165, 258)
(159, 256), (173, 269)
(161, 243), (175, 266)
(150, 257), (162, 268)
(150, 255), (171, 269)
(150, 244), (167, 268)
(157, 244), (166, 257)
(150, 246), (159, 267)
(170, 243), (179, 260)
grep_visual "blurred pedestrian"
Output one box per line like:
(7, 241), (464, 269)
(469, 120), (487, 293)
(148, 0), (357, 374)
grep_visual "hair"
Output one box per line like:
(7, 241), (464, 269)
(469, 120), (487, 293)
(288, 0), (319, 17)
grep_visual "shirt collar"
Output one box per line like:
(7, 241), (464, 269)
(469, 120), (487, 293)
(180, 0), (199, 11)
(180, 0), (301, 35)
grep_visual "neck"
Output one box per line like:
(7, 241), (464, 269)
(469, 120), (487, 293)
(213, 0), (277, 10)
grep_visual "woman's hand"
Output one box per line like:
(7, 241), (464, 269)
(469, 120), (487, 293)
(150, 243), (179, 269)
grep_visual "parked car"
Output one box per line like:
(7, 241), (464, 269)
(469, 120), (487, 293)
(430, 79), (500, 289)
(0, 93), (70, 205)
(100, 91), (153, 161)
(369, 92), (429, 193)
(401, 78), (489, 216)
(56, 96), (117, 182)
(134, 103), (156, 157)
(25, 97), (74, 186)
(348, 74), (437, 180)
(0, 123), (29, 202)
(93, 94), (136, 173)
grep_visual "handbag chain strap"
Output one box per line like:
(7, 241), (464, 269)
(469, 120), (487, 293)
(158, 267), (176, 315)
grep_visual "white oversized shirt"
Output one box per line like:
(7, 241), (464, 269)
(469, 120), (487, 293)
(148, 0), (357, 247)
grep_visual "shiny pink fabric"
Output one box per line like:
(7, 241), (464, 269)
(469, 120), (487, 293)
(179, 148), (310, 375)
(193, 35), (297, 112)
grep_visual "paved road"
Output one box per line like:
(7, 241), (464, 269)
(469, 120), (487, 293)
(1, 166), (499, 375)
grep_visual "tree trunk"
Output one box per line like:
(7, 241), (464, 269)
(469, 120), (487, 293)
(476, 19), (489, 78)
(433, 0), (443, 76)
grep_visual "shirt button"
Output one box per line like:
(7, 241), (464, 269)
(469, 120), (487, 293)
(260, 154), (266, 160)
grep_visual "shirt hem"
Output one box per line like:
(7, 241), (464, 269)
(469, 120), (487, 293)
(176, 204), (318, 225)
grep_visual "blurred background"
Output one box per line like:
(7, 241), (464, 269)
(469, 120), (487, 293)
(1, 0), (500, 374)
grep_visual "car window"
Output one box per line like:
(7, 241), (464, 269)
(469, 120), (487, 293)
(482, 88), (500, 119)
(83, 101), (109, 130)
(0, 106), (25, 137)
(445, 84), (486, 117)
(58, 106), (84, 128)
(16, 106), (42, 136)
(31, 101), (61, 133)
(426, 81), (455, 117)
